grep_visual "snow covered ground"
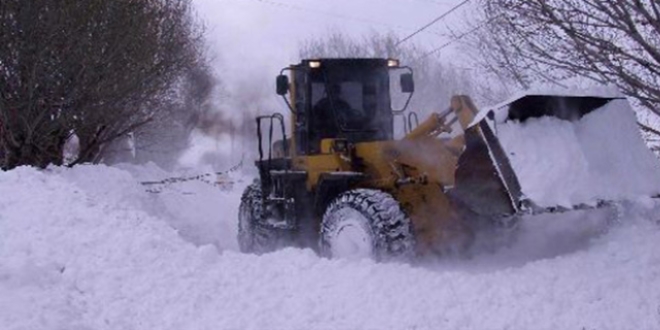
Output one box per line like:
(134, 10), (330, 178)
(1, 164), (660, 330)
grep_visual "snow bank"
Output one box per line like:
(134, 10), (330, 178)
(1, 165), (660, 329)
(496, 98), (660, 207)
(52, 163), (247, 250)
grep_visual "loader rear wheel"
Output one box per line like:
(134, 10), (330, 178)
(320, 189), (415, 261)
(237, 181), (284, 254)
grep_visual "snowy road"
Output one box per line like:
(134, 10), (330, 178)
(1, 165), (660, 330)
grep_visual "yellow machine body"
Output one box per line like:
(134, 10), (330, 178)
(285, 91), (480, 253)
(247, 58), (620, 257)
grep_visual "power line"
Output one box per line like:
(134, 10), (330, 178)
(394, 0), (470, 47)
(418, 24), (480, 59)
(235, 0), (443, 36)
(419, 13), (501, 59)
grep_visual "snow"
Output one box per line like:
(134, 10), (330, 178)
(1, 164), (660, 329)
(325, 208), (374, 260)
(116, 163), (246, 250)
(494, 98), (660, 208)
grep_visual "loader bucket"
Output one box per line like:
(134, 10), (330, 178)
(451, 93), (660, 219)
(505, 95), (612, 122)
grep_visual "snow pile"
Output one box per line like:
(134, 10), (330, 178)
(50, 163), (247, 250)
(115, 163), (248, 250)
(0, 165), (243, 330)
(1, 165), (660, 329)
(497, 98), (660, 207)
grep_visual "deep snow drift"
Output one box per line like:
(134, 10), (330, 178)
(1, 164), (660, 330)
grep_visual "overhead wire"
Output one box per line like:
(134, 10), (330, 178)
(231, 0), (487, 59)
(235, 0), (444, 36)
(418, 13), (503, 59)
(394, 0), (470, 47)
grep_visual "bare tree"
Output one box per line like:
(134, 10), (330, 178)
(0, 0), (205, 169)
(126, 61), (219, 169)
(470, 0), (660, 134)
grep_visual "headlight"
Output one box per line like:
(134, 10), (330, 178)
(309, 61), (321, 68)
(387, 59), (400, 67)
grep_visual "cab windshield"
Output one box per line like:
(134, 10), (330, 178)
(309, 65), (391, 133)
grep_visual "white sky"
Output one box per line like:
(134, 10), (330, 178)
(193, 0), (468, 87)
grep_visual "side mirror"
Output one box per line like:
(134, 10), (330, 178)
(276, 75), (289, 95)
(400, 73), (414, 93)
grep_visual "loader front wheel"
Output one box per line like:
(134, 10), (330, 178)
(320, 189), (415, 261)
(237, 181), (284, 254)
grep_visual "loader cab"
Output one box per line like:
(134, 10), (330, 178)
(277, 58), (413, 155)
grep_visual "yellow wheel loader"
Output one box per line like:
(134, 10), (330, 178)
(238, 58), (660, 260)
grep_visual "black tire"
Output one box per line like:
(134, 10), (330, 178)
(319, 189), (415, 261)
(237, 181), (286, 254)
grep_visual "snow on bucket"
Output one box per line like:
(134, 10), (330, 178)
(488, 94), (660, 208)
